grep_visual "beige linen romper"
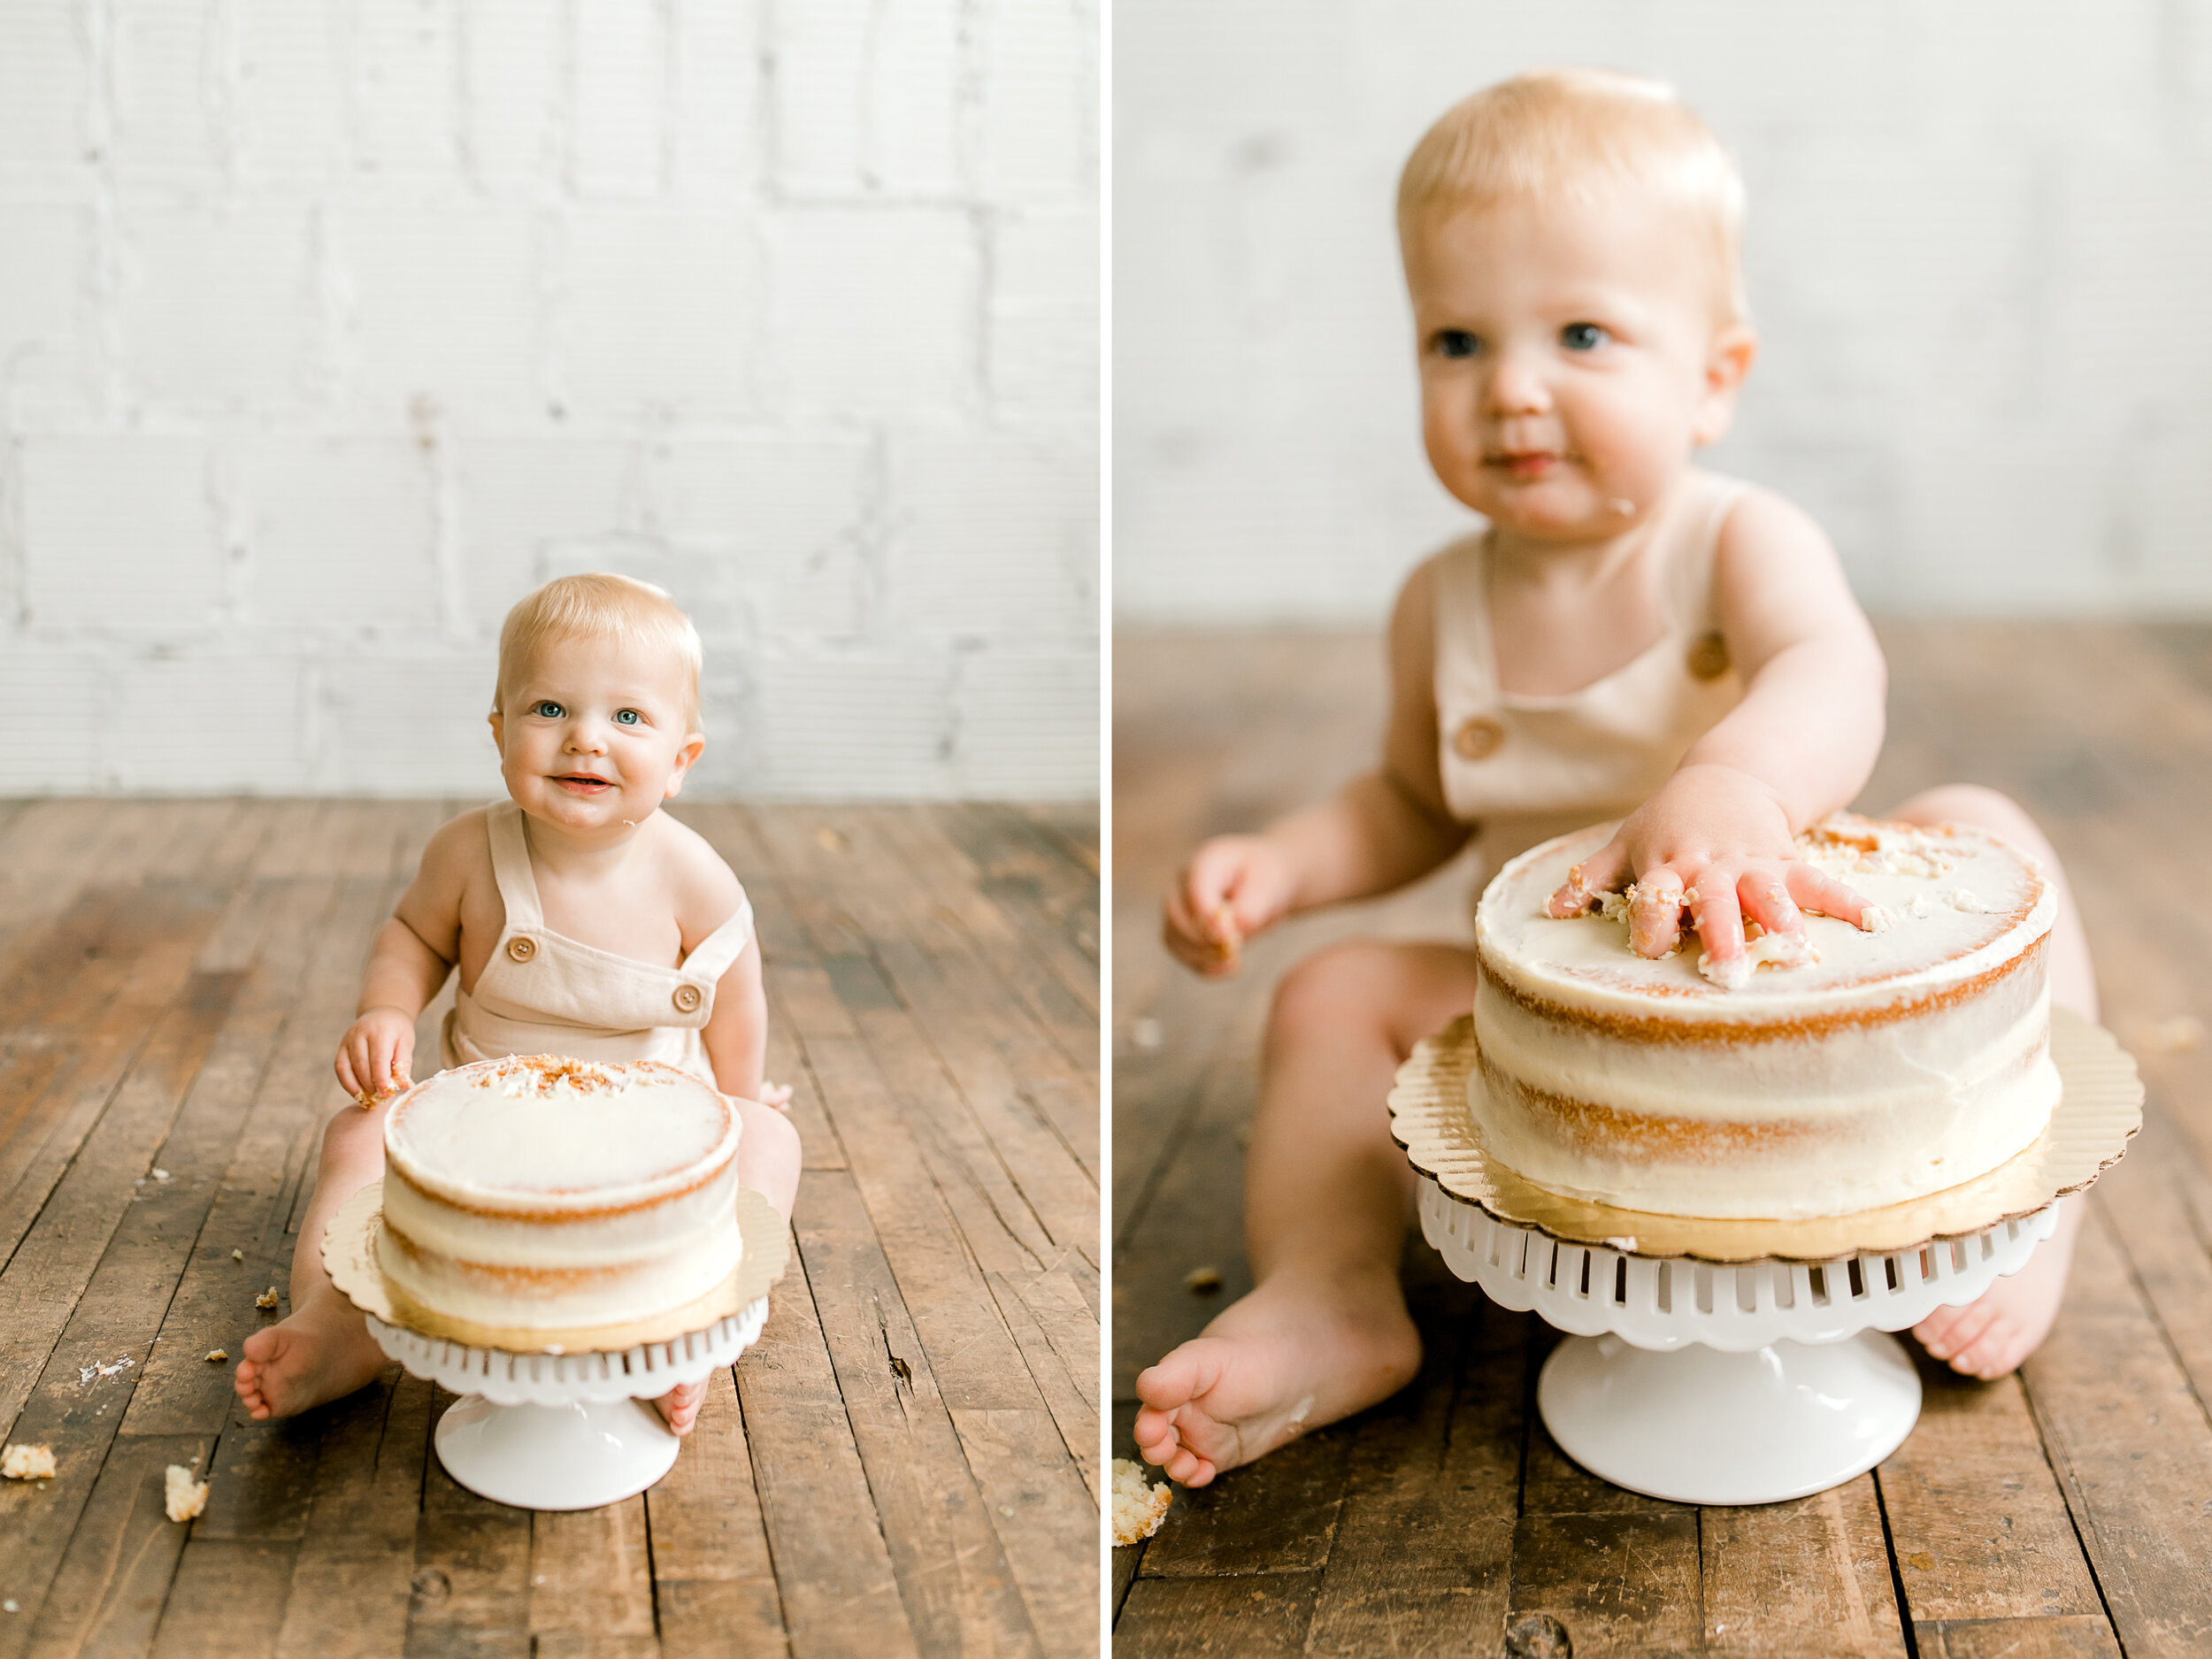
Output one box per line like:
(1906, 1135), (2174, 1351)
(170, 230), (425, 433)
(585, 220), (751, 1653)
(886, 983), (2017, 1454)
(440, 800), (757, 1090)
(1433, 469), (1753, 878)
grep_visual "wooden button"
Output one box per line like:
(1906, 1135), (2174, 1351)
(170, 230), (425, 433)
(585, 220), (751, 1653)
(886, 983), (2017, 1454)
(672, 983), (703, 1013)
(1453, 715), (1506, 762)
(1687, 631), (1731, 680)
(506, 936), (536, 963)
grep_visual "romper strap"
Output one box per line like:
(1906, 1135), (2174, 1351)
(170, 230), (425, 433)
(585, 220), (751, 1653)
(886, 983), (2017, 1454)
(484, 801), (546, 931)
(677, 895), (756, 986)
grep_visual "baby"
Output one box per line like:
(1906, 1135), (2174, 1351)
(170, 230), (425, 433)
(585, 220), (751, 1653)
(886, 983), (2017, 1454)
(1135, 71), (2099, 1488)
(236, 573), (803, 1435)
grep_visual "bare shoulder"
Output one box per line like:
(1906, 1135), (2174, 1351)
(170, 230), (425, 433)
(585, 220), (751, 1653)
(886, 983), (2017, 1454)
(395, 807), (492, 958)
(408, 808), (493, 905)
(1716, 483), (1840, 579)
(1714, 482), (1875, 661)
(1380, 552), (1450, 811)
(657, 814), (746, 944)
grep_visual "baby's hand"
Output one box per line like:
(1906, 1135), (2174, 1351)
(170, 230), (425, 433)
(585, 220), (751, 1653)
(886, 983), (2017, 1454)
(1546, 764), (1879, 983)
(336, 1007), (417, 1108)
(1163, 835), (1298, 978)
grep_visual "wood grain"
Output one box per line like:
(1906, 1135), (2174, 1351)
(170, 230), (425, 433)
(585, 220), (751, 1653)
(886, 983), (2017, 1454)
(0, 796), (1096, 1659)
(1112, 625), (2203, 1655)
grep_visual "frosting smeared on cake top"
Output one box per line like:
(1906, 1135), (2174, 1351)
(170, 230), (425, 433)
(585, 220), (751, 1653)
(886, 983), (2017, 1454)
(1480, 816), (2053, 1007)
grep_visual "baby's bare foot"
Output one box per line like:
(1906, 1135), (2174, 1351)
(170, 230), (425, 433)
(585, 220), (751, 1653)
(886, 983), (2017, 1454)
(1914, 1204), (2080, 1380)
(653, 1378), (708, 1436)
(234, 1289), (386, 1421)
(1132, 1271), (1420, 1486)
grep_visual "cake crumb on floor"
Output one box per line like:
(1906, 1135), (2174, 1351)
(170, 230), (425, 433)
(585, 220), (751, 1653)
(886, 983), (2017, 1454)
(1, 1445), (56, 1481)
(164, 1465), (207, 1523)
(255, 1287), (279, 1310)
(1111, 1459), (1171, 1547)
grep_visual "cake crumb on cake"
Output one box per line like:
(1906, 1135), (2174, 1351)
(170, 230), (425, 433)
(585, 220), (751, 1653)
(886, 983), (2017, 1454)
(1111, 1459), (1173, 1546)
(164, 1464), (207, 1523)
(2, 1445), (56, 1480)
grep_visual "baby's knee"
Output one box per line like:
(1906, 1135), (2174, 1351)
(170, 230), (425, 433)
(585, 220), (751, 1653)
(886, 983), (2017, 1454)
(1887, 784), (2058, 865)
(734, 1099), (802, 1212)
(1269, 942), (1390, 1035)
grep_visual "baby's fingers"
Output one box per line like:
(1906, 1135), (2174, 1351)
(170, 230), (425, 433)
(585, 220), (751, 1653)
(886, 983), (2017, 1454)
(1739, 867), (1807, 942)
(1162, 889), (1237, 977)
(1689, 879), (1749, 986)
(1627, 867), (1686, 957)
(1548, 839), (1628, 918)
(1785, 864), (1883, 932)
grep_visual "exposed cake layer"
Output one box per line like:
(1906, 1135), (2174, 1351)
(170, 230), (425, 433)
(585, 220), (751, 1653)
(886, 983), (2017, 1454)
(1471, 819), (2061, 1219)
(379, 1056), (742, 1329)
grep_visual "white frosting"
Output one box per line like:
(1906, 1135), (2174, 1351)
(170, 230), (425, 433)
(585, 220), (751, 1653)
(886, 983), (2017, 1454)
(379, 1056), (742, 1328)
(1471, 818), (2061, 1219)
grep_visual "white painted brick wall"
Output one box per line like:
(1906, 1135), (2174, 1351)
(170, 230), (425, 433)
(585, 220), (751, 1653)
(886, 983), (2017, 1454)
(3, 0), (1097, 801)
(1116, 0), (2212, 624)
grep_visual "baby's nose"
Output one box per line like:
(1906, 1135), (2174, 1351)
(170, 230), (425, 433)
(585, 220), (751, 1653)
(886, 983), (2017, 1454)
(1483, 349), (1550, 414)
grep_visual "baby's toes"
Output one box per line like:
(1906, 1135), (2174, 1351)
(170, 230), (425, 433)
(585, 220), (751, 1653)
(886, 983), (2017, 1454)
(1949, 1318), (2027, 1380)
(1916, 1302), (1994, 1362)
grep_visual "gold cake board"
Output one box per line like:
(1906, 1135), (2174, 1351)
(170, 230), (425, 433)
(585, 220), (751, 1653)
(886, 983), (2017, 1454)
(1388, 1006), (2141, 1264)
(323, 1179), (790, 1355)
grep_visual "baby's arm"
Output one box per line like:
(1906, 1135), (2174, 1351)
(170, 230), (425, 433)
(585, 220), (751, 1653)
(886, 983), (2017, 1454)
(1548, 491), (1886, 979)
(672, 843), (787, 1105)
(335, 817), (469, 1103)
(700, 941), (772, 1102)
(1164, 559), (1472, 975)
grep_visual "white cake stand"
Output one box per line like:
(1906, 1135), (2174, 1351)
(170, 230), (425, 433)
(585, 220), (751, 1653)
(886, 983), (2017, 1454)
(325, 1182), (787, 1511)
(1391, 1010), (2140, 1507)
(365, 1300), (769, 1510)
(1419, 1179), (2056, 1504)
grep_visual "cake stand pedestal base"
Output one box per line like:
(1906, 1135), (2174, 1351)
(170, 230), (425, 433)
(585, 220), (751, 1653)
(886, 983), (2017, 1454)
(1538, 1329), (1922, 1506)
(434, 1395), (679, 1511)
(365, 1298), (769, 1511)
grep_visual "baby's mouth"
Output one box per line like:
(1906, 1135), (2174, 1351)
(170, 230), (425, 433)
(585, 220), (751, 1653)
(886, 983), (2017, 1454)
(1491, 450), (1563, 480)
(553, 774), (613, 793)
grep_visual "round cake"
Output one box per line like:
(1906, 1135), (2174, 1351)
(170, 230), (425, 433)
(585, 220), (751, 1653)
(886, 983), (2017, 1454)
(1471, 817), (2060, 1220)
(377, 1055), (742, 1331)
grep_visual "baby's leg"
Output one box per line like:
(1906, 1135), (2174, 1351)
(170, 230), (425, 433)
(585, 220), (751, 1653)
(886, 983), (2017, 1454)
(234, 1102), (392, 1420)
(1894, 786), (2096, 1380)
(656, 1096), (803, 1435)
(1134, 941), (1479, 1486)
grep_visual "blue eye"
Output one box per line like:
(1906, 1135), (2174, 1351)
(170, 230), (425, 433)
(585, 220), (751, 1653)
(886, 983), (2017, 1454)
(1562, 322), (1609, 351)
(533, 700), (565, 718)
(614, 709), (641, 726)
(1433, 329), (1479, 359)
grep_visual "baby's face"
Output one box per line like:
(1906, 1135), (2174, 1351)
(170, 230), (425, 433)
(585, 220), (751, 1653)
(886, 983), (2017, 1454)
(490, 633), (703, 835)
(1404, 191), (1750, 541)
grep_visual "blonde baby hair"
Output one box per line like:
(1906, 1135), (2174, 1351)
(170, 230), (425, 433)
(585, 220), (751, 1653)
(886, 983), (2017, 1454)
(1397, 68), (1748, 326)
(495, 572), (703, 732)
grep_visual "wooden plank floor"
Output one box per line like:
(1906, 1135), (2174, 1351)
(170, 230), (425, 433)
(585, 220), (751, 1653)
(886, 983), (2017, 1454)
(0, 798), (1099, 1659)
(1113, 622), (2212, 1658)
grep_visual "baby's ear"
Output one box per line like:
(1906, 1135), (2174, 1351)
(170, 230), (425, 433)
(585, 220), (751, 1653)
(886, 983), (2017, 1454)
(1693, 323), (1757, 446)
(487, 709), (504, 754)
(664, 731), (706, 797)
